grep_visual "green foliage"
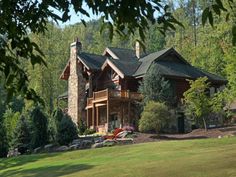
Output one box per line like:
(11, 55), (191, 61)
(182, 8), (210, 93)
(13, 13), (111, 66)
(139, 63), (174, 105)
(52, 108), (64, 127)
(183, 77), (227, 130)
(13, 115), (31, 154)
(57, 114), (78, 145)
(83, 129), (96, 135)
(47, 115), (57, 143)
(3, 109), (20, 148)
(78, 119), (86, 135)
(30, 106), (49, 148)
(0, 117), (8, 157)
(201, 0), (236, 45)
(139, 101), (170, 134)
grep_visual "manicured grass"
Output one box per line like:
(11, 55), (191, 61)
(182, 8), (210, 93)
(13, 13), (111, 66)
(1, 137), (236, 177)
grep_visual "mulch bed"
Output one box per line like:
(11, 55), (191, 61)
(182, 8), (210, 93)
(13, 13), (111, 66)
(133, 125), (236, 144)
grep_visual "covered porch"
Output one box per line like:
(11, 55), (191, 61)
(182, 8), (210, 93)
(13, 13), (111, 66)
(86, 89), (141, 132)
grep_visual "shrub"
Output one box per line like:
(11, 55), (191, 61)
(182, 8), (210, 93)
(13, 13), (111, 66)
(52, 107), (64, 126)
(30, 106), (49, 148)
(57, 114), (78, 145)
(0, 117), (8, 157)
(83, 128), (96, 135)
(3, 109), (20, 148)
(48, 115), (57, 143)
(13, 115), (31, 154)
(78, 119), (86, 135)
(139, 101), (170, 134)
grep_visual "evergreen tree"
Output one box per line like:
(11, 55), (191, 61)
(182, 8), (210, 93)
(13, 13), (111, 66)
(139, 63), (174, 106)
(57, 114), (78, 145)
(30, 106), (49, 148)
(0, 116), (8, 157)
(13, 115), (31, 154)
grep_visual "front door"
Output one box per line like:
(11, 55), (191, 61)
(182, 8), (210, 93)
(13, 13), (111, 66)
(110, 113), (119, 130)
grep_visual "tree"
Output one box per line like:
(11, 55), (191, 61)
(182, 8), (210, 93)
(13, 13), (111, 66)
(0, 116), (8, 157)
(201, 0), (236, 45)
(183, 77), (211, 130)
(13, 115), (31, 154)
(57, 114), (78, 145)
(139, 101), (170, 134)
(3, 109), (20, 148)
(139, 63), (174, 105)
(0, 0), (181, 104)
(30, 106), (49, 148)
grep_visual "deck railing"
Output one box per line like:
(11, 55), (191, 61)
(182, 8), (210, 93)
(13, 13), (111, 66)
(87, 89), (142, 107)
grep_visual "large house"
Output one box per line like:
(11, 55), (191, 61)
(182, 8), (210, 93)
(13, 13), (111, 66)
(59, 39), (227, 133)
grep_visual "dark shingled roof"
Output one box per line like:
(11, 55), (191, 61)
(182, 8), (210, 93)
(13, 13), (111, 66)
(78, 52), (106, 70)
(155, 61), (226, 82)
(108, 58), (141, 76)
(134, 48), (172, 77)
(70, 47), (226, 83)
(107, 47), (137, 61)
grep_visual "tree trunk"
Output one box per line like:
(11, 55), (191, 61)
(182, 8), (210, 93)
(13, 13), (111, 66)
(202, 117), (207, 131)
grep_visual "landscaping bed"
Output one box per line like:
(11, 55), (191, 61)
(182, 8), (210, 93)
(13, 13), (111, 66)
(133, 125), (236, 144)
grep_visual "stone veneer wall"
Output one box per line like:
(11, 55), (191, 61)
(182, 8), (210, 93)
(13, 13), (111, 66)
(68, 42), (79, 124)
(68, 41), (86, 124)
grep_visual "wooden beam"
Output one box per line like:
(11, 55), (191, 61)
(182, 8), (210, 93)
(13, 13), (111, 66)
(107, 99), (109, 132)
(128, 101), (131, 125)
(92, 103), (95, 129)
(96, 106), (99, 127)
(86, 109), (89, 127)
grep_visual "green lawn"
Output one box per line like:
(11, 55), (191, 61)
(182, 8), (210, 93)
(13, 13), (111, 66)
(1, 137), (236, 177)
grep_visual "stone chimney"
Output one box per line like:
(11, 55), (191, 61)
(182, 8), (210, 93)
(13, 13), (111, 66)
(135, 41), (141, 59)
(68, 38), (85, 125)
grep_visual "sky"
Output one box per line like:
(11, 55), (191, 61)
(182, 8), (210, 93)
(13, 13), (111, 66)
(55, 4), (101, 27)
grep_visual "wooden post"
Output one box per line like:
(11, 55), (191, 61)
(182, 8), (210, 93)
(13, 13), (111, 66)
(92, 103), (95, 129)
(86, 109), (89, 127)
(121, 103), (124, 127)
(96, 106), (99, 127)
(128, 101), (131, 125)
(107, 100), (109, 132)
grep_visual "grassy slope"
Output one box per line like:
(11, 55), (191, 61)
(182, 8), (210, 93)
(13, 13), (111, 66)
(1, 137), (236, 177)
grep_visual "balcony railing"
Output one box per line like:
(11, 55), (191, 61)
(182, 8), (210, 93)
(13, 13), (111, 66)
(87, 89), (142, 107)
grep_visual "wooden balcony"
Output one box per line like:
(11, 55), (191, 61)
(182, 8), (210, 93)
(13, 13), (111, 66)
(86, 89), (142, 108)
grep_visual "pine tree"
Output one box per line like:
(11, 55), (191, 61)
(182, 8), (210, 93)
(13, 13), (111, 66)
(13, 115), (31, 154)
(139, 63), (174, 106)
(57, 114), (78, 145)
(30, 106), (49, 148)
(0, 116), (8, 157)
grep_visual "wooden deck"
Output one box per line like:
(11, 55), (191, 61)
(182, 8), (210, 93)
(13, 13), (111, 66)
(86, 89), (142, 108)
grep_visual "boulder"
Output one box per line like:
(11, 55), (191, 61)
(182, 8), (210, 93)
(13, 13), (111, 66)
(116, 138), (133, 145)
(56, 146), (69, 152)
(80, 140), (93, 149)
(71, 139), (81, 145)
(69, 144), (80, 150)
(103, 139), (117, 147)
(92, 142), (103, 148)
(44, 144), (55, 152)
(33, 147), (43, 153)
(94, 137), (104, 143)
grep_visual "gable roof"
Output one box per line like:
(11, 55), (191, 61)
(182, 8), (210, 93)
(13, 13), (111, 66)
(78, 52), (106, 70)
(60, 46), (227, 84)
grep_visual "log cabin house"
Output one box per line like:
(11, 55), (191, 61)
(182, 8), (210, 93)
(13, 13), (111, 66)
(59, 39), (227, 133)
